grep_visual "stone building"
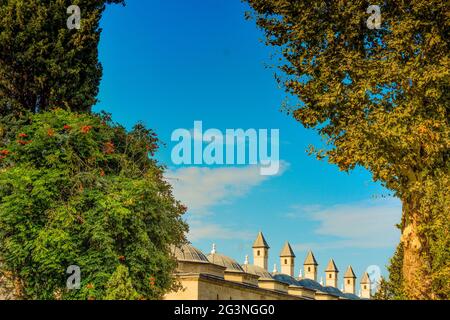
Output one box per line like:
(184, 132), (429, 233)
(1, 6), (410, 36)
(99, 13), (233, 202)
(165, 232), (371, 300)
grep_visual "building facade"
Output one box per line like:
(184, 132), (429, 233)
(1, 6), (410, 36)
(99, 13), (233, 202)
(165, 232), (371, 300)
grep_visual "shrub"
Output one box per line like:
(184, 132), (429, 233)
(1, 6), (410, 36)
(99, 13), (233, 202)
(0, 109), (188, 300)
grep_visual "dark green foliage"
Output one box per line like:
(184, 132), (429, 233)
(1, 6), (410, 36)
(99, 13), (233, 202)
(374, 244), (405, 300)
(418, 172), (450, 299)
(105, 265), (139, 300)
(0, 0), (125, 115)
(0, 109), (188, 299)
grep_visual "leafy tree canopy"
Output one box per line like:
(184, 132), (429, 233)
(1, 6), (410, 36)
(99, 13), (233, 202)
(244, 0), (449, 299)
(0, 109), (188, 299)
(0, 0), (125, 115)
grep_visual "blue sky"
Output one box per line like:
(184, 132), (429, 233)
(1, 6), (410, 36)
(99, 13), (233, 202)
(94, 0), (401, 283)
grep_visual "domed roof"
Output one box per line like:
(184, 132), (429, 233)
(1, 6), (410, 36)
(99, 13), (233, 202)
(322, 285), (346, 297)
(297, 278), (324, 291)
(322, 285), (361, 299)
(207, 253), (244, 272)
(171, 244), (209, 263)
(206, 244), (244, 272)
(295, 278), (356, 298)
(342, 292), (360, 300)
(272, 273), (299, 286)
(241, 264), (274, 280)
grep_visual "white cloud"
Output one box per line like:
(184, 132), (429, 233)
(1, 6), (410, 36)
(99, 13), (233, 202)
(166, 163), (288, 246)
(166, 163), (288, 215)
(187, 220), (254, 242)
(288, 198), (402, 250)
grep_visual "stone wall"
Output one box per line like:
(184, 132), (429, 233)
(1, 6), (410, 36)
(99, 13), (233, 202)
(165, 274), (304, 300)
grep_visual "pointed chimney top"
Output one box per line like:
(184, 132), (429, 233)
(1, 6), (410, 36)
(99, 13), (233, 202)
(298, 269), (303, 279)
(253, 232), (270, 249)
(325, 259), (339, 272)
(280, 242), (296, 257)
(244, 255), (249, 265)
(344, 265), (357, 278)
(304, 250), (318, 265)
(361, 272), (371, 284)
(211, 243), (217, 254)
(319, 277), (324, 286)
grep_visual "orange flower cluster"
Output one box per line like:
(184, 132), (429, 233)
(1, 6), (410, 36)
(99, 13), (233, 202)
(17, 133), (32, 145)
(149, 276), (156, 287)
(0, 149), (10, 160)
(47, 128), (55, 137)
(103, 141), (115, 154)
(18, 140), (32, 145)
(81, 125), (92, 134)
(63, 124), (72, 131)
(417, 125), (428, 135)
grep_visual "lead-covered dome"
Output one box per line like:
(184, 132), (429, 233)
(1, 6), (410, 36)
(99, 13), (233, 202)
(272, 273), (300, 286)
(171, 244), (209, 263)
(206, 244), (244, 272)
(207, 253), (245, 272)
(297, 278), (324, 291)
(241, 264), (274, 280)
